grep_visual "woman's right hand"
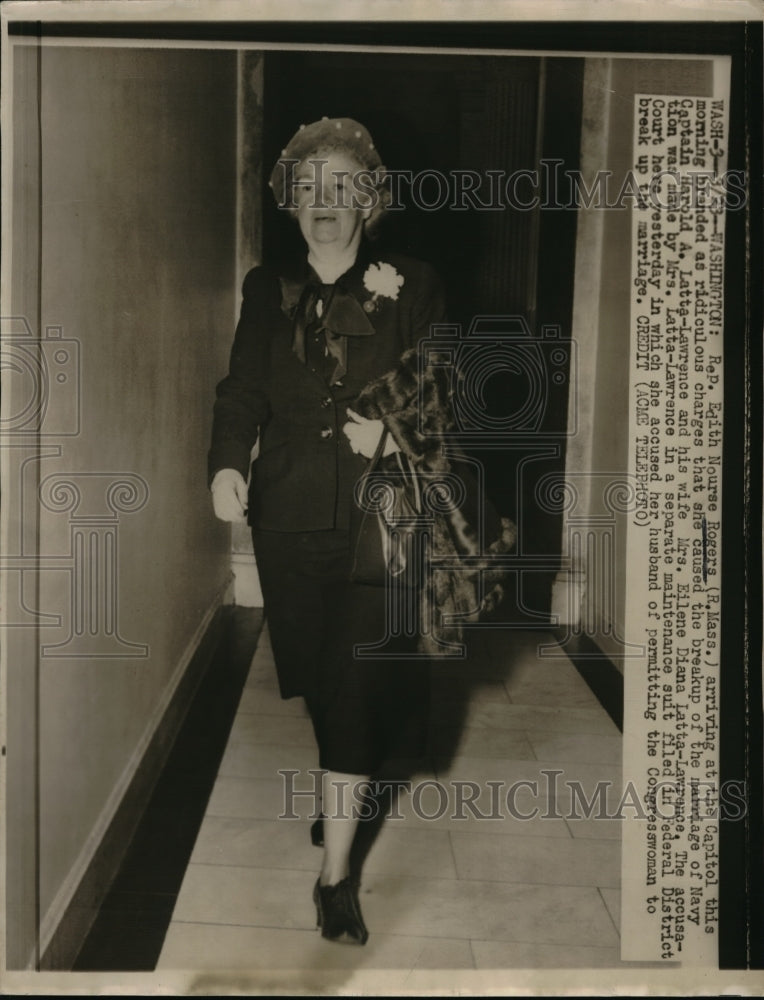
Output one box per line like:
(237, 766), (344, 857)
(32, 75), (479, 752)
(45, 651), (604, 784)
(210, 468), (248, 522)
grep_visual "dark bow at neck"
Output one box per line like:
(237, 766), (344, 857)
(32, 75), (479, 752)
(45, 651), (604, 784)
(279, 253), (377, 385)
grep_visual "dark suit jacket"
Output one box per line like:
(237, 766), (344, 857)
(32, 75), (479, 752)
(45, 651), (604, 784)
(208, 246), (447, 531)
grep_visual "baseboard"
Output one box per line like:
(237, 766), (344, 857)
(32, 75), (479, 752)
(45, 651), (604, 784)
(231, 552), (263, 607)
(550, 569), (585, 627)
(581, 627), (627, 673)
(37, 586), (231, 971)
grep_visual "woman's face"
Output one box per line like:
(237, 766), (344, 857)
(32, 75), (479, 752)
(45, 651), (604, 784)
(292, 149), (372, 257)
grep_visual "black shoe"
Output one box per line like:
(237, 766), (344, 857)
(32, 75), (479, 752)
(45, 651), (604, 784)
(310, 817), (324, 847)
(313, 876), (369, 945)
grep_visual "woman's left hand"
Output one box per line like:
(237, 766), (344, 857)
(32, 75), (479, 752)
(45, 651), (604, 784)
(343, 408), (399, 459)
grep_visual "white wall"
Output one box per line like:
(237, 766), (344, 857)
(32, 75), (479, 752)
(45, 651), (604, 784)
(4, 43), (45, 970)
(7, 44), (238, 965)
(560, 57), (715, 661)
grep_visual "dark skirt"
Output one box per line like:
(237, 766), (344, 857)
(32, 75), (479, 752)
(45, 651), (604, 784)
(252, 528), (430, 776)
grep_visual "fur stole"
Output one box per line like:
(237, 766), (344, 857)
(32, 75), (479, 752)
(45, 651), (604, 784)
(354, 347), (517, 656)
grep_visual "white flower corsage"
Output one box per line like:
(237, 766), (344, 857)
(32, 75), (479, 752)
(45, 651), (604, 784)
(362, 262), (404, 313)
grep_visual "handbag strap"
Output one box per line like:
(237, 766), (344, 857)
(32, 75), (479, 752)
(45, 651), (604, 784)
(357, 427), (423, 513)
(360, 425), (390, 478)
(355, 424), (390, 502)
(393, 449), (422, 514)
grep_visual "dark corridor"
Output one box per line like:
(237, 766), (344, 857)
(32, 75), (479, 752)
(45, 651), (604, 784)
(261, 52), (584, 622)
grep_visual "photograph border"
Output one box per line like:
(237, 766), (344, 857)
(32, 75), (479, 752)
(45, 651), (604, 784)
(1, 2), (762, 994)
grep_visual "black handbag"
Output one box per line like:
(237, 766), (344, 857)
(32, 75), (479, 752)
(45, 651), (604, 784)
(350, 429), (425, 587)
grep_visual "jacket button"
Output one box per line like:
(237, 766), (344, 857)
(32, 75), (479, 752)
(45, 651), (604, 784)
(320, 426), (334, 440)
(320, 396), (332, 408)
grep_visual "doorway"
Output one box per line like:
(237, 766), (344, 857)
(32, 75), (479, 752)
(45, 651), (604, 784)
(259, 50), (583, 622)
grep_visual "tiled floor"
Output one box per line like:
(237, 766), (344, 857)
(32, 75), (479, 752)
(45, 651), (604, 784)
(157, 624), (635, 972)
(73, 606), (265, 971)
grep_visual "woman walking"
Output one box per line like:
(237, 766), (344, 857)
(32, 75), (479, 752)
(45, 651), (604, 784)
(208, 117), (449, 945)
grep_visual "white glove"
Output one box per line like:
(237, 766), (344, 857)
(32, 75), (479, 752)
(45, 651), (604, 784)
(343, 408), (400, 459)
(210, 468), (248, 523)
